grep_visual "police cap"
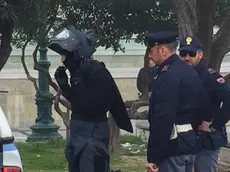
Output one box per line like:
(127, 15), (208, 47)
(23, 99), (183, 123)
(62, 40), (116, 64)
(179, 36), (202, 52)
(145, 31), (178, 47)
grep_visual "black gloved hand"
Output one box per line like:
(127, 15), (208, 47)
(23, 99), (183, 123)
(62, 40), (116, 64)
(54, 66), (69, 87)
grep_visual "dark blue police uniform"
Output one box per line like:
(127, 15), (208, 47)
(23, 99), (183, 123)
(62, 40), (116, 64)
(179, 36), (230, 172)
(145, 31), (208, 172)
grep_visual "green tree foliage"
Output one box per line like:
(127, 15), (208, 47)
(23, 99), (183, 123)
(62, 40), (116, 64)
(62, 0), (176, 52)
(214, 0), (230, 26)
(0, 0), (230, 71)
(12, 0), (63, 48)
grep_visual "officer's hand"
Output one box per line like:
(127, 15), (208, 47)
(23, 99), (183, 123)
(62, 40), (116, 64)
(146, 163), (158, 172)
(199, 121), (211, 132)
(54, 66), (68, 86)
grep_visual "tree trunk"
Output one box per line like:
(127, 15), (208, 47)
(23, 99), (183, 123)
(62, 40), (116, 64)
(209, 11), (230, 71)
(0, 20), (14, 71)
(172, 0), (198, 38)
(140, 47), (150, 101)
(223, 73), (230, 84)
(66, 108), (70, 140)
(173, 0), (230, 74)
(108, 114), (121, 155)
(196, 0), (215, 64)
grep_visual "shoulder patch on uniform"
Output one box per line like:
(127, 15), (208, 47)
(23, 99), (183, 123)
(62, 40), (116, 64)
(161, 65), (169, 72)
(216, 77), (225, 84)
(208, 68), (217, 74)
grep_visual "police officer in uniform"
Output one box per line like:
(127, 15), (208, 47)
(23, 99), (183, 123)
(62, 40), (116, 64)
(144, 31), (210, 172)
(179, 36), (230, 172)
(47, 26), (133, 172)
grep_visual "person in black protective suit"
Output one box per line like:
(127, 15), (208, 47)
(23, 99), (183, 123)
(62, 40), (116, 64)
(47, 26), (133, 172)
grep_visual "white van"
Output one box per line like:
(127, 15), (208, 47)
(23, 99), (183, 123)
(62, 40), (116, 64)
(0, 106), (23, 172)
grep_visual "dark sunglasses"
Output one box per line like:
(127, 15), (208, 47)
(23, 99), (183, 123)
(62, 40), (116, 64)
(180, 51), (197, 57)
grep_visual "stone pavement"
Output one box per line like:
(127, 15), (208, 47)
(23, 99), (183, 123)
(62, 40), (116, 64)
(11, 119), (149, 142)
(12, 128), (69, 142)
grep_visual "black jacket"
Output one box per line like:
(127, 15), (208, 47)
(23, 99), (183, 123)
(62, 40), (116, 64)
(60, 60), (133, 133)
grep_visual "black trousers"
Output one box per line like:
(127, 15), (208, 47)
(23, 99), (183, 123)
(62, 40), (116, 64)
(65, 120), (110, 172)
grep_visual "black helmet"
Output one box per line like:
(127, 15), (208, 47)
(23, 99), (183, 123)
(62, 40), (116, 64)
(47, 26), (99, 63)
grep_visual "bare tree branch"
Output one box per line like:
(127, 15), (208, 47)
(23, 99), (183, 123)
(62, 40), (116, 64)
(125, 99), (149, 120)
(124, 100), (136, 108)
(54, 89), (70, 128)
(59, 96), (71, 110)
(124, 100), (149, 109)
(127, 109), (148, 119)
(21, 40), (38, 91)
(130, 100), (149, 111)
(32, 24), (59, 92)
(21, 39), (54, 100)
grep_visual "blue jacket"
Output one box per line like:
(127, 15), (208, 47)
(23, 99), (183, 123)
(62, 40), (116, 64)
(147, 54), (208, 165)
(194, 60), (230, 149)
(195, 60), (230, 129)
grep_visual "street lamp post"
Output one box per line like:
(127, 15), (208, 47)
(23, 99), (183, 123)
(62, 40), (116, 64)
(27, 42), (62, 142)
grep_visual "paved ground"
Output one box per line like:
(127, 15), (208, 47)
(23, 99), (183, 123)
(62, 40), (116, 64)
(12, 128), (68, 142)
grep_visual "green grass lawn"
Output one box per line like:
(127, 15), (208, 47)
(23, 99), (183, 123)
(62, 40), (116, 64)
(16, 135), (146, 172)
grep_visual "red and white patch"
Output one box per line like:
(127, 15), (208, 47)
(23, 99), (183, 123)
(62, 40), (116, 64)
(161, 65), (169, 72)
(216, 77), (225, 83)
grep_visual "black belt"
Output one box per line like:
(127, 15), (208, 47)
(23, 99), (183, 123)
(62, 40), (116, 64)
(71, 113), (108, 122)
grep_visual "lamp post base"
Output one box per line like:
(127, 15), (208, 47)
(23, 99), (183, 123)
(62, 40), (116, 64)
(27, 123), (63, 142)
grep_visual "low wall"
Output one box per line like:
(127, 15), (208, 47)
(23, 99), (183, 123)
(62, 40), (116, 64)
(1, 63), (230, 132)
(0, 69), (139, 130)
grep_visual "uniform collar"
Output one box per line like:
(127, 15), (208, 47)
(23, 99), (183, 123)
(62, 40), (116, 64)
(194, 60), (207, 73)
(157, 54), (178, 73)
(148, 66), (155, 72)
